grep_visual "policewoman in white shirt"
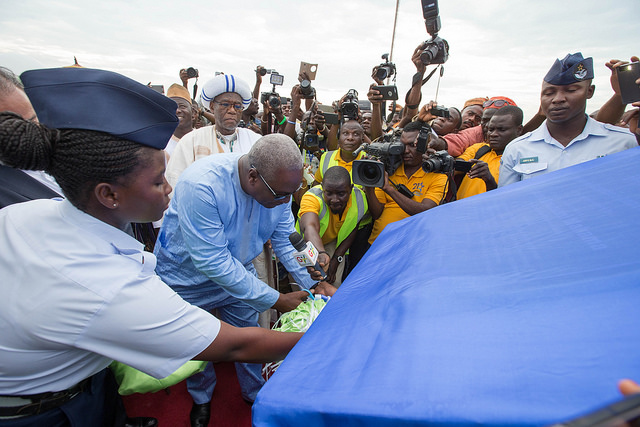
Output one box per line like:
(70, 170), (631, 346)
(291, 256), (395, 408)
(0, 68), (303, 426)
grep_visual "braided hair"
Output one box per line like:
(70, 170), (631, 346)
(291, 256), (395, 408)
(0, 112), (147, 210)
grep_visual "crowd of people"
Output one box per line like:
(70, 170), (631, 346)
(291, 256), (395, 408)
(0, 44), (638, 427)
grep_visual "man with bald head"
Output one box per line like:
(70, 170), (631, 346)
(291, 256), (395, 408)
(499, 53), (637, 186)
(0, 66), (62, 207)
(155, 134), (324, 426)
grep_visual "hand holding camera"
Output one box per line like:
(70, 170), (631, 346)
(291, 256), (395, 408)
(367, 84), (385, 106)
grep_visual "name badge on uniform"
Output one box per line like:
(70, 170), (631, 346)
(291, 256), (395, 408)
(520, 156), (539, 164)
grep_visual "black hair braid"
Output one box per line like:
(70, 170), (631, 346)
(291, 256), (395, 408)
(50, 130), (145, 209)
(0, 111), (58, 171)
(0, 112), (146, 210)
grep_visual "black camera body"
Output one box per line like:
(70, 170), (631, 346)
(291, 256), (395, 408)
(352, 137), (405, 187)
(430, 105), (450, 118)
(257, 67), (275, 77)
(261, 91), (281, 108)
(186, 67), (199, 78)
(300, 79), (316, 99)
(419, 0), (449, 66)
(375, 53), (397, 81)
(303, 132), (319, 151)
(422, 150), (455, 174)
(420, 36), (449, 66)
(340, 89), (359, 120)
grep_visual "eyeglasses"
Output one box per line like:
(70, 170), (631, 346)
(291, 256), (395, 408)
(251, 164), (302, 201)
(214, 101), (244, 111)
(483, 99), (513, 109)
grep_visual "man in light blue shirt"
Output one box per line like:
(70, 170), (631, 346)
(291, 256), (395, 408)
(499, 53), (637, 187)
(154, 134), (320, 426)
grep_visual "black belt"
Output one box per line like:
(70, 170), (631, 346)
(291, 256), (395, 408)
(0, 375), (93, 417)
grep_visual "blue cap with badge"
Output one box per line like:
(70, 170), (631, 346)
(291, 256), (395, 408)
(543, 52), (594, 85)
(20, 67), (178, 150)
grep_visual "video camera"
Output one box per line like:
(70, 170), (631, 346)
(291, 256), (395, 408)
(340, 89), (359, 120)
(419, 0), (449, 66)
(352, 131), (404, 188)
(375, 53), (396, 81)
(260, 71), (284, 109)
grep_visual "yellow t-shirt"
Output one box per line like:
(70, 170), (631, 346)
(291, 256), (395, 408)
(314, 150), (364, 183)
(368, 164), (448, 244)
(456, 143), (501, 200)
(298, 191), (352, 245)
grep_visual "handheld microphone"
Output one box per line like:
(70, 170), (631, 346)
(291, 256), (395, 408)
(289, 232), (328, 281)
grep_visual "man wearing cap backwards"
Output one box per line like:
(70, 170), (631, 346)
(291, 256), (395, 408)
(164, 83), (193, 159)
(165, 73), (260, 189)
(499, 53), (637, 187)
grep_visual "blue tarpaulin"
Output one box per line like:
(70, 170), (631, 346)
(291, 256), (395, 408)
(253, 146), (640, 427)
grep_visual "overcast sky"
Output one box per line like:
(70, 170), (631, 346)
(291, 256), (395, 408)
(1, 0), (638, 120)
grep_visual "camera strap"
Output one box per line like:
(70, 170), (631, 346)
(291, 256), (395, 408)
(406, 65), (441, 108)
(474, 145), (492, 161)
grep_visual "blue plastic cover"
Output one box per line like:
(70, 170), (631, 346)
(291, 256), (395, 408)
(253, 146), (640, 427)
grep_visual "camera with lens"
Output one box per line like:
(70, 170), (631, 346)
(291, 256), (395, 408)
(256, 67), (275, 76)
(419, 0), (449, 66)
(375, 53), (396, 81)
(302, 132), (319, 151)
(422, 150), (455, 174)
(340, 89), (360, 120)
(300, 79), (316, 99)
(186, 67), (199, 78)
(429, 104), (450, 118)
(260, 91), (281, 108)
(260, 71), (284, 109)
(352, 132), (405, 188)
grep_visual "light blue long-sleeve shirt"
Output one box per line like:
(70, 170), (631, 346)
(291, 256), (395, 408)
(154, 153), (315, 313)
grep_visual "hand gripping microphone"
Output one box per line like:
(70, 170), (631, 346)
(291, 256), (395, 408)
(289, 231), (328, 281)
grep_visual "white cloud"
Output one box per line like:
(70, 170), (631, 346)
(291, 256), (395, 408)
(0, 0), (638, 119)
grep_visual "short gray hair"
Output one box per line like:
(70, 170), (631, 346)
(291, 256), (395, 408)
(0, 67), (24, 96)
(248, 134), (302, 181)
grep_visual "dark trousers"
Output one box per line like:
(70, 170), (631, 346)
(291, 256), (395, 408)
(344, 223), (373, 278)
(0, 368), (127, 427)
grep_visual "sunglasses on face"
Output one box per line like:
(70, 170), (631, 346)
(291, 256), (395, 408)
(251, 164), (302, 200)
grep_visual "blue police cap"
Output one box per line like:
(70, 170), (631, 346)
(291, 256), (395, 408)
(21, 67), (178, 149)
(543, 53), (594, 85)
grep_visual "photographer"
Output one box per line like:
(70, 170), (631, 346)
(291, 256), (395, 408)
(241, 97), (262, 135)
(326, 90), (363, 150)
(260, 98), (287, 135)
(364, 120), (448, 246)
(456, 106), (523, 199)
(417, 100), (461, 137)
(396, 42), (430, 129)
(313, 120), (366, 185)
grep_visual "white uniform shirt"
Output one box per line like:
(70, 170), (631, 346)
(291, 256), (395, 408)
(0, 199), (219, 394)
(499, 116), (637, 187)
